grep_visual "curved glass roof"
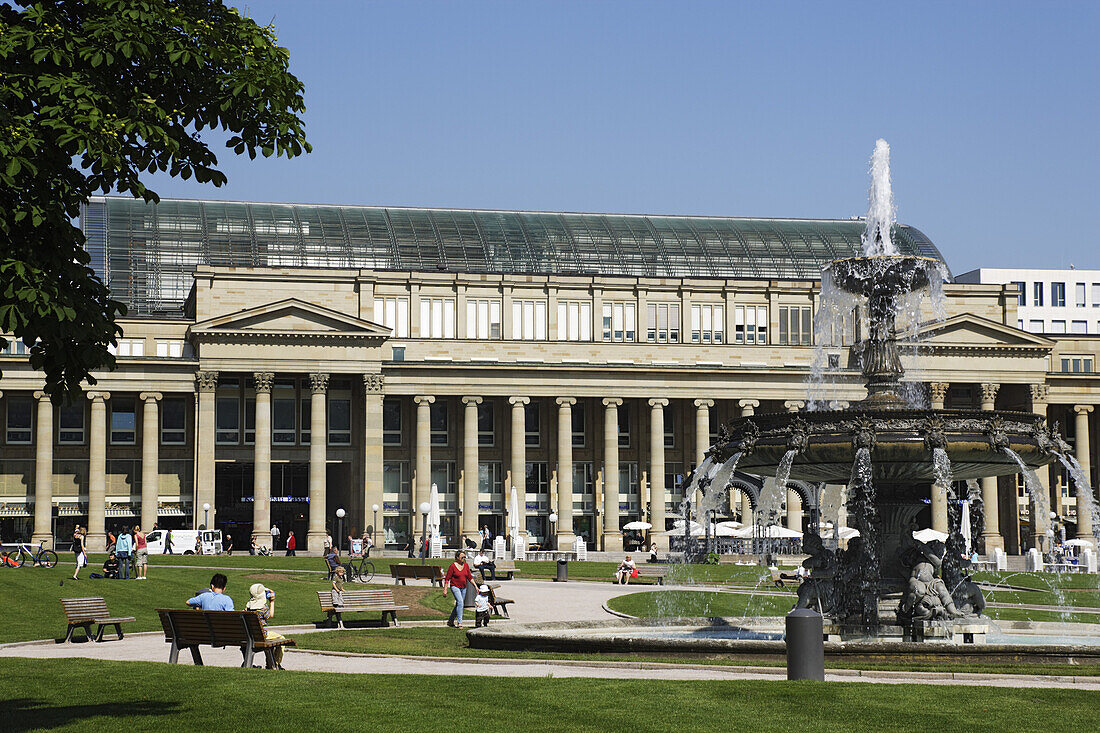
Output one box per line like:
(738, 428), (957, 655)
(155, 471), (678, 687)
(84, 196), (946, 316)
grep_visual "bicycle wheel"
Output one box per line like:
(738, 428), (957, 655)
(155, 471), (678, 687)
(12, 549), (27, 568)
(40, 550), (58, 568)
(359, 561), (374, 583)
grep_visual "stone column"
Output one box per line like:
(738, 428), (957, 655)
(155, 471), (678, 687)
(555, 397), (576, 548)
(510, 397), (530, 539)
(739, 399), (759, 417)
(980, 383), (1004, 552)
(649, 398), (669, 549)
(194, 371), (218, 530)
(308, 374), (330, 552)
(362, 374), (385, 548)
(32, 392), (53, 546)
(413, 395), (434, 537)
(85, 392), (109, 552)
(1029, 385), (1051, 547)
(929, 382), (949, 411)
(783, 401), (805, 531)
(252, 373), (274, 549)
(462, 396), (482, 543)
(1075, 404), (1095, 543)
(928, 383), (951, 534)
(602, 397), (623, 551)
(693, 399), (713, 509)
(739, 400), (758, 521)
(139, 392), (162, 531)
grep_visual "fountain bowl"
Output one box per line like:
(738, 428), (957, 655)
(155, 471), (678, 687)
(825, 255), (945, 299)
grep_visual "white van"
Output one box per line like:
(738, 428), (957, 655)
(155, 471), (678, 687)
(145, 529), (223, 555)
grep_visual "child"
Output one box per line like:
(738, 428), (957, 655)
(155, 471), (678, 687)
(474, 584), (492, 627)
(331, 565), (345, 607)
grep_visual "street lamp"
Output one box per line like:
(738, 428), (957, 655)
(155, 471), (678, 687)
(336, 507), (346, 553)
(202, 502), (210, 530)
(372, 504), (380, 549)
(419, 501), (431, 565)
(549, 512), (558, 550)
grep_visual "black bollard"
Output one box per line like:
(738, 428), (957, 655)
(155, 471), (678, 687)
(785, 608), (825, 680)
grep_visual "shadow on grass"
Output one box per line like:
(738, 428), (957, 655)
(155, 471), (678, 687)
(5, 698), (181, 731)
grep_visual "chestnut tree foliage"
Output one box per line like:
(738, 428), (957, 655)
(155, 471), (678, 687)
(0, 0), (311, 400)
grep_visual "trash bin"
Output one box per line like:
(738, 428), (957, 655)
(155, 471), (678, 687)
(785, 608), (824, 680)
(555, 558), (568, 582)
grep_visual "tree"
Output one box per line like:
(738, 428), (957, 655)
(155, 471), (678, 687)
(0, 0), (311, 400)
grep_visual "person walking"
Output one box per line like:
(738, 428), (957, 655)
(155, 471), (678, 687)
(71, 526), (87, 580)
(165, 529), (174, 555)
(443, 550), (473, 628)
(115, 527), (133, 580)
(285, 531), (297, 557)
(270, 523), (280, 551)
(133, 525), (148, 580)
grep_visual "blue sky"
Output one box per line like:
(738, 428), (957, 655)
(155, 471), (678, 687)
(144, 1), (1100, 274)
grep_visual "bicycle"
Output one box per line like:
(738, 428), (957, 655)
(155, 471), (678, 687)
(345, 554), (375, 583)
(6, 541), (59, 569)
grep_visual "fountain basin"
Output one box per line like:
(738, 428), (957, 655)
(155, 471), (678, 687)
(825, 255), (944, 299)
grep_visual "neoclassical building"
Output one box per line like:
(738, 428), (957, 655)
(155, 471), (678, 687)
(1, 196), (1097, 554)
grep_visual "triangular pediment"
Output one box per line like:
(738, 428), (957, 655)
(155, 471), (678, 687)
(189, 299), (391, 339)
(916, 313), (1054, 350)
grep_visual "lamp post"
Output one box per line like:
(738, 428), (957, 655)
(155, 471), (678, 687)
(336, 507), (346, 553)
(372, 504), (380, 549)
(202, 502), (210, 530)
(419, 501), (431, 565)
(549, 512), (558, 551)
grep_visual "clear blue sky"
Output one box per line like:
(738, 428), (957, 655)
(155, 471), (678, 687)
(144, 1), (1100, 274)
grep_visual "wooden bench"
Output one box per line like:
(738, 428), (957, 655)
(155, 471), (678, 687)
(390, 563), (444, 586)
(630, 565), (669, 585)
(60, 597), (136, 642)
(317, 589), (409, 628)
(157, 608), (295, 669)
(478, 558), (521, 581)
(462, 583), (514, 618)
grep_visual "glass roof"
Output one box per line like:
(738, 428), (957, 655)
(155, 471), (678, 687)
(84, 196), (946, 316)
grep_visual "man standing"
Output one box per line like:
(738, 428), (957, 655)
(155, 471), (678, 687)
(186, 573), (234, 610)
(270, 523), (280, 551)
(115, 528), (132, 580)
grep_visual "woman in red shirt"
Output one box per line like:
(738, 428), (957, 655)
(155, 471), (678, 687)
(443, 550), (473, 628)
(286, 531), (297, 557)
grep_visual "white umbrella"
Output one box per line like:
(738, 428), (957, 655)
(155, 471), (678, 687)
(730, 524), (802, 539)
(716, 520), (744, 530)
(1064, 538), (1094, 547)
(712, 523), (741, 537)
(960, 500), (972, 556)
(622, 521), (652, 531)
(508, 486), (520, 539)
(427, 483), (441, 540)
(820, 526), (860, 540)
(912, 528), (948, 543)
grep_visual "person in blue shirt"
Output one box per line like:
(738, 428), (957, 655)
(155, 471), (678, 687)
(186, 573), (234, 611)
(115, 529), (133, 580)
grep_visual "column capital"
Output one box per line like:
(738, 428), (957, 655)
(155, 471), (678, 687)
(830, 400), (850, 410)
(648, 398), (669, 408)
(309, 373), (330, 394)
(86, 391), (111, 402)
(738, 399), (759, 410)
(602, 397), (623, 408)
(462, 395), (483, 406)
(784, 400), (805, 412)
(414, 395), (435, 406)
(254, 372), (275, 393)
(693, 399), (714, 408)
(509, 396), (530, 406)
(139, 392), (162, 402)
(929, 382), (950, 402)
(1075, 404), (1095, 415)
(556, 397), (576, 407)
(33, 390), (50, 401)
(980, 383), (1000, 403)
(195, 370), (219, 392)
(1029, 384), (1049, 406)
(362, 373), (385, 393)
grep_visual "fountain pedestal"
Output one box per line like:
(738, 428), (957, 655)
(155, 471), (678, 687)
(822, 618), (991, 645)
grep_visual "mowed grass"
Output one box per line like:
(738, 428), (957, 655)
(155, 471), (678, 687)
(607, 589), (793, 619)
(3, 658), (1100, 732)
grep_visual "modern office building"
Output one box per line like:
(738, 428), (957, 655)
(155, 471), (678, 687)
(957, 267), (1100, 338)
(1, 196), (1098, 555)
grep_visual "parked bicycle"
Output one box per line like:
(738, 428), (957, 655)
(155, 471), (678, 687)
(345, 554), (375, 583)
(2, 541), (59, 569)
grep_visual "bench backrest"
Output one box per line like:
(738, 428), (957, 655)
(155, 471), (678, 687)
(638, 565), (668, 575)
(391, 563), (443, 579)
(157, 609), (261, 646)
(495, 560), (517, 570)
(61, 597), (110, 622)
(317, 589), (398, 608)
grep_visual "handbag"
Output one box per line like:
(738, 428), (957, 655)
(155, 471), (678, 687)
(630, 567), (639, 578)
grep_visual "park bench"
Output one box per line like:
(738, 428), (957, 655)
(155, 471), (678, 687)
(316, 589), (409, 628)
(630, 565), (669, 585)
(60, 597), (136, 643)
(390, 563), (444, 586)
(157, 608), (295, 669)
(479, 558), (521, 581)
(462, 583), (514, 618)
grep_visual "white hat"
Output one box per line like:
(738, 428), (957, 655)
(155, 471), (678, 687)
(478, 584), (489, 593)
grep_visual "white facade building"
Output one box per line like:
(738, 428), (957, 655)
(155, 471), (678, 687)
(956, 268), (1100, 337)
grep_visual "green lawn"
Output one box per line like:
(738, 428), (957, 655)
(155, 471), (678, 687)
(3, 658), (1099, 732)
(975, 570), (1100, 590)
(607, 589), (792, 618)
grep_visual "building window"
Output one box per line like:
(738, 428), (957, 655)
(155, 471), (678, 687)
(556, 301), (592, 341)
(779, 306), (812, 346)
(109, 339), (145, 357)
(478, 461), (503, 510)
(512, 300), (547, 340)
(1051, 320), (1067, 334)
(216, 389), (241, 445)
(1052, 282), (1066, 307)
(58, 403), (85, 444)
(525, 402), (540, 447)
(1092, 284), (1100, 308)
(734, 305), (768, 344)
(1011, 281), (1026, 306)
(328, 397), (351, 445)
(690, 304), (724, 344)
(618, 403), (630, 448)
(664, 404), (675, 448)
(709, 409), (719, 445)
(1060, 356), (1094, 373)
(1, 339), (29, 356)
(477, 401), (494, 446)
(383, 398), (402, 445)
(1033, 282), (1044, 307)
(373, 296), (410, 338)
(525, 462), (550, 496)
(571, 402), (585, 448)
(383, 461), (411, 514)
(155, 340), (185, 358)
(647, 303), (681, 343)
(271, 381), (296, 445)
(110, 397), (136, 444)
(666, 461), (685, 512)
(573, 461), (595, 514)
(602, 302), (636, 342)
(5, 396), (32, 443)
(161, 397), (186, 445)
(419, 297), (455, 339)
(1077, 283), (1087, 308)
(466, 299), (502, 340)
(618, 462), (640, 515)
(1072, 321), (1088, 335)
(1029, 319), (1044, 333)
(430, 401), (448, 446)
(244, 397), (255, 444)
(299, 394), (311, 444)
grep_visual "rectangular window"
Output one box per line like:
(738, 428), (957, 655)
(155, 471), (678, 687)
(512, 300), (547, 340)
(430, 401), (448, 446)
(110, 397), (136, 445)
(328, 397), (351, 445)
(525, 461), (550, 495)
(58, 403), (85, 444)
(477, 461), (503, 509)
(419, 297), (455, 339)
(690, 304), (724, 344)
(1029, 319), (1044, 332)
(477, 401), (494, 446)
(109, 338), (145, 357)
(155, 340), (185, 358)
(1051, 320), (1067, 334)
(1034, 282), (1044, 307)
(1093, 284), (1100, 308)
(5, 396), (32, 443)
(1077, 283), (1086, 308)
(244, 397), (255, 444)
(160, 397), (186, 445)
(1072, 320), (1088, 335)
(778, 306), (812, 346)
(525, 402), (540, 447)
(1011, 281), (1026, 306)
(1060, 356), (1094, 373)
(665, 461), (685, 513)
(216, 380), (240, 444)
(466, 299), (502, 340)
(646, 303), (681, 343)
(571, 402), (585, 448)
(383, 461), (411, 513)
(272, 381), (296, 444)
(556, 301), (592, 341)
(1, 339), (28, 356)
(383, 398), (402, 445)
(1052, 282), (1066, 307)
(734, 305), (768, 344)
(618, 462), (640, 515)
(299, 396), (310, 444)
(618, 403), (630, 449)
(664, 404), (675, 448)
(373, 296), (410, 338)
(602, 302), (636, 342)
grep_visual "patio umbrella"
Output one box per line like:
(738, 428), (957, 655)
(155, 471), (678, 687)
(730, 524), (802, 539)
(1064, 538), (1094, 547)
(820, 526), (860, 540)
(960, 500), (972, 557)
(912, 528), (948, 543)
(716, 520), (744, 530)
(427, 483), (441, 541)
(508, 486), (520, 539)
(622, 521), (652, 531)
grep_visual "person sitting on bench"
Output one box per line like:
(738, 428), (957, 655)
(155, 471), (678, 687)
(472, 550), (496, 580)
(186, 573), (235, 610)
